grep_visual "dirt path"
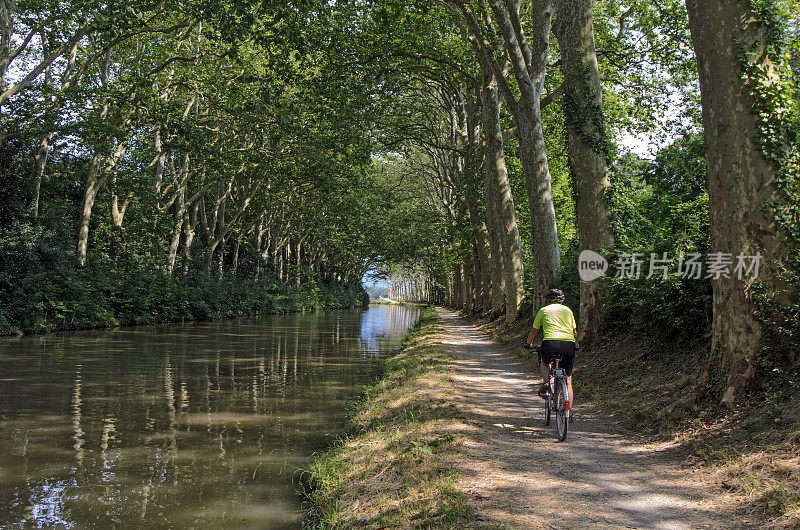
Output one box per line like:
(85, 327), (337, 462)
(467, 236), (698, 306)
(436, 307), (746, 529)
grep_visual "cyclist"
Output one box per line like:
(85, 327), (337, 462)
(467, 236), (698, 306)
(523, 289), (578, 409)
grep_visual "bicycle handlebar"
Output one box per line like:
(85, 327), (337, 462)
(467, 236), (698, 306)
(523, 341), (579, 353)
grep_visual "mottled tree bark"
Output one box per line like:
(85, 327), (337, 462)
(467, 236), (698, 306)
(462, 251), (473, 311)
(483, 154), (507, 315)
(32, 132), (51, 218)
(686, 0), (787, 401)
(463, 87), (493, 312)
(276, 241), (284, 282)
(166, 188), (185, 275)
(231, 237), (240, 275)
(110, 172), (132, 228)
(452, 262), (463, 308)
(295, 237), (302, 286)
(76, 155), (107, 267)
(153, 129), (165, 194)
(182, 202), (198, 276)
(481, 66), (525, 323)
(255, 217), (266, 280)
(553, 0), (614, 343)
(76, 136), (127, 267)
(214, 200), (225, 278)
(487, 0), (561, 310)
(0, 0), (11, 92)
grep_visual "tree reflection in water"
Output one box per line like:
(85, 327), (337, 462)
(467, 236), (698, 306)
(0, 305), (420, 528)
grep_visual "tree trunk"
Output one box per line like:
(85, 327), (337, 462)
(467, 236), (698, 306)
(110, 178), (131, 228)
(483, 178), (506, 315)
(76, 155), (107, 267)
(488, 0), (561, 311)
(182, 202), (198, 276)
(76, 105), (130, 267)
(31, 50), (52, 218)
(207, 239), (220, 275)
(216, 237), (225, 278)
(0, 0), (11, 92)
(166, 187), (186, 275)
(32, 132), (51, 218)
(153, 128), (165, 194)
(277, 239), (285, 282)
(686, 0), (788, 401)
(464, 86), (493, 312)
(462, 250), (474, 311)
(231, 238), (240, 275)
(481, 66), (525, 323)
(295, 237), (302, 286)
(553, 0), (614, 343)
(448, 268), (456, 307)
(445, 269), (452, 307)
(270, 232), (280, 277)
(255, 218), (265, 280)
(212, 197), (226, 276)
(286, 238), (294, 283)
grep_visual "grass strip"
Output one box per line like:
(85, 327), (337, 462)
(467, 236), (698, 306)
(302, 307), (473, 528)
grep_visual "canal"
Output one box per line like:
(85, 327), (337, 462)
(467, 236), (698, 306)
(0, 304), (421, 528)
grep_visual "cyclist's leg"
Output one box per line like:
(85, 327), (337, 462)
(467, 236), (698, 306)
(537, 359), (550, 397)
(538, 342), (554, 396)
(555, 341), (576, 407)
(567, 375), (573, 406)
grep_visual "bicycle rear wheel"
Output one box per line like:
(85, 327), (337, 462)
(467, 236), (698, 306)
(555, 379), (569, 442)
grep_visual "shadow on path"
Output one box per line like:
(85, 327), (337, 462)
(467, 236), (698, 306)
(436, 307), (747, 529)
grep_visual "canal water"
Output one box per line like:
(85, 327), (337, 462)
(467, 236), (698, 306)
(0, 304), (421, 528)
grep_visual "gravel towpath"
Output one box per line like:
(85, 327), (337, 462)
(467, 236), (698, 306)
(436, 307), (746, 529)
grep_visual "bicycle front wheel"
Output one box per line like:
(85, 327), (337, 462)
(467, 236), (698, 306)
(544, 387), (551, 426)
(555, 379), (569, 442)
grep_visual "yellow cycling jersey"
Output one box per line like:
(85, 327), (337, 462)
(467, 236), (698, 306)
(532, 303), (576, 342)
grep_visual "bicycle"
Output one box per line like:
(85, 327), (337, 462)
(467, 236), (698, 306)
(524, 343), (570, 442)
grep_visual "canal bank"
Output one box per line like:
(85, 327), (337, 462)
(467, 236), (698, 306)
(304, 307), (473, 527)
(1, 274), (368, 336)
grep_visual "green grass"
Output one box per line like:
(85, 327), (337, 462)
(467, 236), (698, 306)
(303, 307), (473, 528)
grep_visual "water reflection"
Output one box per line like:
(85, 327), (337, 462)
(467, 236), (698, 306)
(0, 305), (420, 528)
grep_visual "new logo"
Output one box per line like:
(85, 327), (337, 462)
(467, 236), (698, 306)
(579, 250), (608, 282)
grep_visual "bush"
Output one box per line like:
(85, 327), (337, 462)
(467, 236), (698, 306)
(0, 222), (368, 335)
(601, 134), (712, 343)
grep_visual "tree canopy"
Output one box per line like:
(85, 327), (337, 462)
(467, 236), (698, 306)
(1, 0), (799, 402)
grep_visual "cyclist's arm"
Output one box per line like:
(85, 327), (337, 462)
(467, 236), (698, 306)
(525, 327), (539, 345)
(527, 308), (545, 345)
(569, 309), (578, 349)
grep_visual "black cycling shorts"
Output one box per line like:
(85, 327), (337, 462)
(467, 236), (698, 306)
(539, 340), (576, 376)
